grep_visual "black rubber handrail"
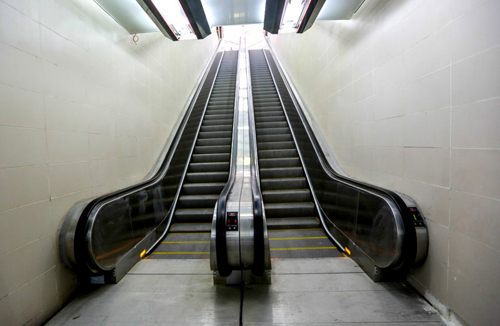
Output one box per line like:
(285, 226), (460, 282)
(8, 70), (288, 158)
(215, 50), (240, 277)
(246, 50), (266, 276)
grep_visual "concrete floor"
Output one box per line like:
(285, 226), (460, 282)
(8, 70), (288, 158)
(46, 258), (450, 325)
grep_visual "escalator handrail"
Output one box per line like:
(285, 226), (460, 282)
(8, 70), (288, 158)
(246, 49), (266, 276)
(215, 50), (240, 277)
(261, 48), (417, 270)
(68, 48), (225, 274)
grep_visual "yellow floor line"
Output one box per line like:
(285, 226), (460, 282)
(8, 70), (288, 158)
(269, 236), (327, 240)
(162, 241), (210, 244)
(152, 252), (209, 255)
(271, 247), (336, 251)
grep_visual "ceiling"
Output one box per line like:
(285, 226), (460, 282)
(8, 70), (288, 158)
(93, 0), (366, 34)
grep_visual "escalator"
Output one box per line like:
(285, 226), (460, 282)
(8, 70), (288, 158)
(150, 51), (238, 259)
(249, 50), (342, 259)
(59, 48), (241, 283)
(248, 48), (427, 281)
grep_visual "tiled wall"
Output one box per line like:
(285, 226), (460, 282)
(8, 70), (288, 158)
(0, 0), (218, 325)
(268, 0), (499, 325)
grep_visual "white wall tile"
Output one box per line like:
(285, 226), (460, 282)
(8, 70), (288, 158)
(451, 0), (500, 62)
(404, 108), (450, 148)
(0, 84), (45, 128)
(47, 130), (89, 163)
(404, 67), (450, 114)
(89, 133), (116, 160)
(352, 47), (373, 81)
(0, 1), (41, 56)
(452, 98), (500, 149)
(117, 136), (139, 158)
(44, 96), (89, 133)
(404, 24), (451, 82)
(0, 42), (43, 92)
(449, 232), (500, 322)
(403, 0), (451, 50)
(49, 161), (91, 197)
(452, 46), (500, 106)
(0, 266), (57, 326)
(90, 159), (118, 187)
(404, 148), (450, 187)
(451, 149), (500, 199)
(338, 63), (352, 90)
(0, 126), (47, 168)
(450, 190), (500, 250)
(41, 25), (87, 76)
(374, 53), (404, 94)
(451, 0), (488, 19)
(42, 61), (86, 102)
(0, 165), (49, 212)
(0, 235), (54, 299)
(372, 86), (404, 121)
(0, 201), (51, 255)
(352, 72), (373, 102)
(1, 0), (40, 21)
(373, 22), (403, 67)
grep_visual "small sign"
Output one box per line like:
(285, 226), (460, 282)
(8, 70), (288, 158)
(226, 212), (238, 231)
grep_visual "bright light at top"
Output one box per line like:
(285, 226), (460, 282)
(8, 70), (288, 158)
(151, 0), (197, 40)
(280, 0), (312, 33)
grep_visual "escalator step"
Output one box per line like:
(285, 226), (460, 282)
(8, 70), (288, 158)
(191, 153), (230, 163)
(258, 148), (298, 159)
(174, 208), (213, 223)
(185, 171), (229, 183)
(194, 145), (231, 154)
(178, 194), (219, 208)
(255, 127), (290, 135)
(259, 157), (300, 168)
(256, 121), (288, 129)
(262, 189), (311, 203)
(189, 162), (229, 172)
(260, 167), (303, 178)
(182, 182), (226, 195)
(260, 177), (308, 190)
(201, 124), (233, 132)
(197, 138), (231, 146)
(266, 217), (320, 230)
(265, 202), (315, 217)
(257, 133), (293, 142)
(198, 130), (232, 139)
(169, 223), (212, 233)
(258, 140), (295, 150)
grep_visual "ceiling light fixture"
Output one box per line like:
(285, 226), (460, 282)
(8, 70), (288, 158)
(137, 0), (211, 41)
(264, 0), (326, 34)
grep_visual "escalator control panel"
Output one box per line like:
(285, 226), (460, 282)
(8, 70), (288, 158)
(227, 212), (238, 231)
(408, 207), (425, 227)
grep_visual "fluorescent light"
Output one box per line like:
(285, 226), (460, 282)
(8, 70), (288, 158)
(151, 0), (197, 40)
(279, 0), (312, 33)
